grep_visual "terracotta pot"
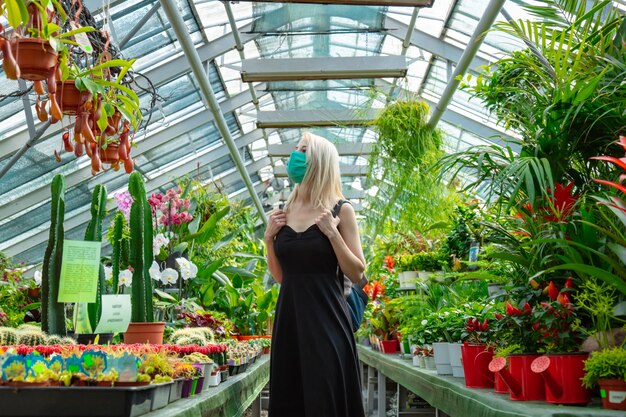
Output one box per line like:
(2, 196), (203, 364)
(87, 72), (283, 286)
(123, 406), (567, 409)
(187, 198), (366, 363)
(531, 353), (590, 405)
(57, 80), (91, 115)
(10, 38), (57, 81)
(461, 343), (494, 389)
(123, 322), (165, 344)
(599, 379), (626, 410)
(237, 335), (261, 341)
(100, 143), (120, 164)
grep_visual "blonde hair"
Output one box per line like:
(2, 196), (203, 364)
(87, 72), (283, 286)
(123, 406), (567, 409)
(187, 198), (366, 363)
(285, 132), (344, 211)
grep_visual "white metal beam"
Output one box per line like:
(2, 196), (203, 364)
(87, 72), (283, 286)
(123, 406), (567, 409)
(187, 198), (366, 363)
(385, 16), (491, 71)
(257, 109), (379, 128)
(268, 143), (373, 157)
(241, 56), (408, 82)
(237, 0), (433, 5)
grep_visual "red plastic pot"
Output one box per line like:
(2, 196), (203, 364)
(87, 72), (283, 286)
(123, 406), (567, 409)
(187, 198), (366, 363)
(531, 353), (590, 405)
(599, 379), (626, 410)
(461, 343), (494, 388)
(494, 372), (509, 394)
(489, 354), (545, 401)
(381, 340), (398, 354)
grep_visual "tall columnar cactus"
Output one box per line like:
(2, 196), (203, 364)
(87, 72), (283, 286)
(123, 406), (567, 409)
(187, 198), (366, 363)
(110, 211), (127, 292)
(128, 172), (154, 322)
(84, 185), (107, 331)
(42, 174), (67, 336)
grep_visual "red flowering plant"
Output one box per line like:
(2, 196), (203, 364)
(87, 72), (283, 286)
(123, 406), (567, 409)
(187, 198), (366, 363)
(462, 317), (492, 345)
(492, 278), (584, 353)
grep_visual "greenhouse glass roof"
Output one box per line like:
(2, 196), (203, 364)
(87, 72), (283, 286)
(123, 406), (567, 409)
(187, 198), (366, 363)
(0, 0), (612, 264)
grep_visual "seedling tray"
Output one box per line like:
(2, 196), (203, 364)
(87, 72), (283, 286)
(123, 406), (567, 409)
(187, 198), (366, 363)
(0, 384), (156, 417)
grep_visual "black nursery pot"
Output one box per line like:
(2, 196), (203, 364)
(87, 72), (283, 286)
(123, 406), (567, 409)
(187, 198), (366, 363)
(74, 333), (114, 345)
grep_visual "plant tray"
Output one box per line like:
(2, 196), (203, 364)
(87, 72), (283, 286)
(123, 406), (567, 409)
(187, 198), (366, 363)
(0, 384), (156, 417)
(150, 382), (173, 411)
(169, 379), (184, 403)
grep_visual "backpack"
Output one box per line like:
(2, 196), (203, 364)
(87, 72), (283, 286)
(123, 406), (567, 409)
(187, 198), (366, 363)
(332, 200), (369, 333)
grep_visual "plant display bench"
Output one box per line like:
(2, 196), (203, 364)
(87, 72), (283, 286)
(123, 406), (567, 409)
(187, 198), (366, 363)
(148, 355), (269, 417)
(357, 346), (624, 417)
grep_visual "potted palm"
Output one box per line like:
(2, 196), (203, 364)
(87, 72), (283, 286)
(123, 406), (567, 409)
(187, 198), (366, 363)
(582, 348), (626, 410)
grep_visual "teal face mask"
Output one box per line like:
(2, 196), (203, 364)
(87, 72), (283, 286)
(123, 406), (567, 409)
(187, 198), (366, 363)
(286, 151), (308, 183)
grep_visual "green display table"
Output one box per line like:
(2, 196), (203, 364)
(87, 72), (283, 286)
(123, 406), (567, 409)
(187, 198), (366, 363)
(148, 355), (270, 417)
(357, 345), (624, 417)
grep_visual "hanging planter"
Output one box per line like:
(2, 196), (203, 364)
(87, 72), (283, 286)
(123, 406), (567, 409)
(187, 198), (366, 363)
(57, 80), (92, 115)
(10, 38), (57, 81)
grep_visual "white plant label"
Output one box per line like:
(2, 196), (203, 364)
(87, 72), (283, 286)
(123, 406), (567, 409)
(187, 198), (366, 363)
(609, 391), (626, 404)
(70, 22), (94, 54)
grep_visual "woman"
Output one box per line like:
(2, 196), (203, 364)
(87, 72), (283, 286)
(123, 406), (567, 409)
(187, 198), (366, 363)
(265, 132), (366, 417)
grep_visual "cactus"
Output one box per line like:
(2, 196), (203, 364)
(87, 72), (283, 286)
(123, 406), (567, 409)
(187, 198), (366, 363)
(170, 328), (212, 346)
(17, 324), (41, 331)
(110, 211), (127, 291)
(17, 330), (46, 346)
(41, 174), (67, 336)
(0, 327), (18, 346)
(45, 335), (64, 345)
(84, 184), (107, 331)
(128, 172), (154, 323)
(190, 328), (215, 343)
(61, 336), (77, 345)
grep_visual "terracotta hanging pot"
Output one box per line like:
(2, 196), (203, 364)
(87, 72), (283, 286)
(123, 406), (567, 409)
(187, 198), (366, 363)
(100, 143), (121, 164)
(56, 80), (92, 115)
(10, 38), (57, 81)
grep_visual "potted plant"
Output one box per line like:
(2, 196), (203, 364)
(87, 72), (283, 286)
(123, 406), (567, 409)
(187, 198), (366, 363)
(582, 348), (626, 410)
(395, 253), (418, 288)
(123, 172), (165, 344)
(488, 302), (545, 401)
(529, 289), (590, 405)
(461, 316), (495, 388)
(370, 302), (399, 354)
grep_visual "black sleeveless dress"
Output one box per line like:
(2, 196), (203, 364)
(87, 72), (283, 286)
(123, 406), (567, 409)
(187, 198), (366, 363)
(269, 223), (365, 417)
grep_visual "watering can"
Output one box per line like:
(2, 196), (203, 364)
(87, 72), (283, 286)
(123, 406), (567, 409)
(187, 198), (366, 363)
(488, 354), (545, 401)
(530, 353), (590, 405)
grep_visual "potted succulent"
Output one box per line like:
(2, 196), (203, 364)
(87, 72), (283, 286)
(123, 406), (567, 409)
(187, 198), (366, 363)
(123, 173), (165, 344)
(582, 348), (626, 410)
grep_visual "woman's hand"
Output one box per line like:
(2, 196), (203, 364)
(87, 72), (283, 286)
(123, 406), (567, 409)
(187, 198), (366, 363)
(315, 209), (340, 238)
(265, 209), (286, 241)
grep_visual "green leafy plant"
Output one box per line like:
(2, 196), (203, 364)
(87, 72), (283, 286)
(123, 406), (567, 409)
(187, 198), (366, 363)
(582, 348), (626, 388)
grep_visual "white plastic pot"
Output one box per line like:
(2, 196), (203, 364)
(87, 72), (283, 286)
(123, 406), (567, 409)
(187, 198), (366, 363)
(433, 342), (452, 375)
(448, 342), (465, 378)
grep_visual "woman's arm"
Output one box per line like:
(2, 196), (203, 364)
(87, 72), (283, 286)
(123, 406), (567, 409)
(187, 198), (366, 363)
(316, 204), (365, 283)
(265, 209), (286, 283)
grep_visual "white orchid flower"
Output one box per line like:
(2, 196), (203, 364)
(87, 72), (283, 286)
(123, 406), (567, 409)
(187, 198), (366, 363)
(161, 268), (179, 285)
(33, 270), (42, 286)
(149, 261), (162, 282)
(119, 269), (133, 287)
(104, 266), (113, 282)
(176, 258), (197, 281)
(152, 233), (170, 254)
